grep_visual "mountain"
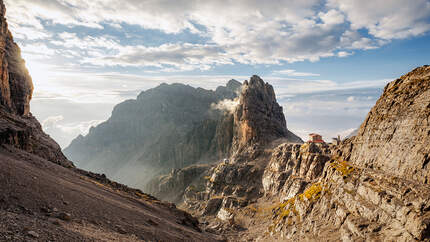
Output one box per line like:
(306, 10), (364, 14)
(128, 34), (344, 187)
(145, 76), (303, 202)
(64, 77), (302, 189)
(0, 2), (220, 241)
(231, 75), (303, 158)
(162, 66), (430, 241)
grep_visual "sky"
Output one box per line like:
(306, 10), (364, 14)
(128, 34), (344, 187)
(4, 0), (430, 147)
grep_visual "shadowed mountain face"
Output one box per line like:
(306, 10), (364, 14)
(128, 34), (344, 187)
(64, 80), (242, 187)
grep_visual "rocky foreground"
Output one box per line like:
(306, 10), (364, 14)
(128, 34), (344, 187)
(152, 67), (430, 241)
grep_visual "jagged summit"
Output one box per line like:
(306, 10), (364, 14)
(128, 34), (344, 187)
(232, 75), (302, 154)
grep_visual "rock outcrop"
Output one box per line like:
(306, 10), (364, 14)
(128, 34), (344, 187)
(232, 75), (302, 155)
(262, 142), (332, 200)
(0, 1), (32, 116)
(342, 66), (430, 184)
(0, 1), (71, 168)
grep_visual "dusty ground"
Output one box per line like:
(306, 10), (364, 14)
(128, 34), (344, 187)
(0, 147), (222, 242)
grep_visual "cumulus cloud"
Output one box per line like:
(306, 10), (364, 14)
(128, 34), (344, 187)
(327, 0), (430, 39)
(5, 0), (429, 71)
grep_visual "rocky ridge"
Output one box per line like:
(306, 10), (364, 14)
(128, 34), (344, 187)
(175, 66), (430, 242)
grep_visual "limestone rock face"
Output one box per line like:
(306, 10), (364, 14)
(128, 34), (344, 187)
(262, 142), (331, 198)
(343, 65), (430, 184)
(0, 1), (33, 116)
(0, 0), (72, 168)
(232, 75), (302, 154)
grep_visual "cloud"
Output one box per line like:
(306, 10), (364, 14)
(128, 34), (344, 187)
(42, 115), (64, 129)
(318, 9), (345, 25)
(337, 51), (353, 57)
(5, 0), (430, 71)
(82, 43), (233, 71)
(211, 98), (240, 114)
(327, 0), (430, 39)
(41, 114), (105, 147)
(273, 69), (320, 77)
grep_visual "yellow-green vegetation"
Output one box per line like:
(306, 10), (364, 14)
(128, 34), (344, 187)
(268, 182), (325, 233)
(298, 182), (323, 202)
(330, 158), (355, 177)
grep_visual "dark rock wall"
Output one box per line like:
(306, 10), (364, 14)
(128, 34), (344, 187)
(0, 0), (72, 168)
(0, 1), (33, 116)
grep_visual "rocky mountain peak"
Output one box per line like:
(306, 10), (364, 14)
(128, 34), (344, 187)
(0, 0), (33, 116)
(232, 75), (300, 155)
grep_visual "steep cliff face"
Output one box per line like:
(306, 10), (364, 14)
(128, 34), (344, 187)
(342, 66), (430, 184)
(65, 80), (241, 187)
(232, 75), (302, 155)
(262, 142), (332, 200)
(0, 1), (71, 168)
(0, 1), (32, 116)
